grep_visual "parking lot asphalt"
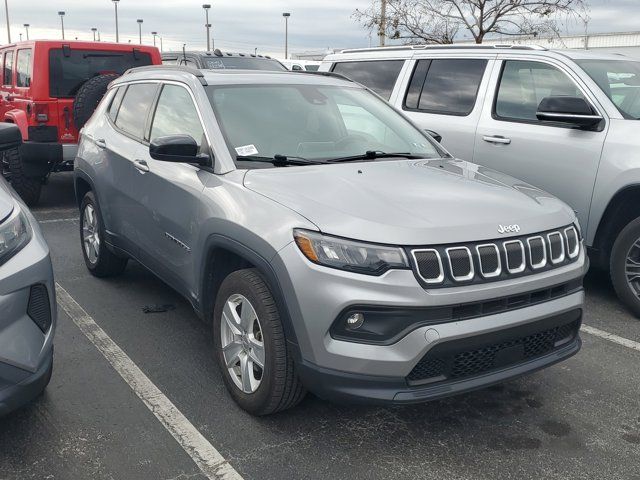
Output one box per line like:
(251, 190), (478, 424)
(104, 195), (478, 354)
(1, 173), (639, 480)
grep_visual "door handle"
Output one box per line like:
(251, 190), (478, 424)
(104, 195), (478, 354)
(95, 138), (106, 149)
(133, 159), (149, 173)
(483, 135), (511, 145)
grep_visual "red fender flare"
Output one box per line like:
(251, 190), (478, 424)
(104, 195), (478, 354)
(3, 109), (29, 140)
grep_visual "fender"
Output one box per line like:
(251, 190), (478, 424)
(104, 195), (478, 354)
(199, 234), (301, 351)
(4, 109), (29, 140)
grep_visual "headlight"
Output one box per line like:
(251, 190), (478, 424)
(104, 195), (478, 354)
(293, 229), (409, 275)
(0, 205), (32, 266)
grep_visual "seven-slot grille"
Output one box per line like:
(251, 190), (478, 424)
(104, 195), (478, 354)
(410, 226), (580, 288)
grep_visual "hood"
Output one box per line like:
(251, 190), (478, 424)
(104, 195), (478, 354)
(0, 178), (15, 223)
(244, 159), (576, 245)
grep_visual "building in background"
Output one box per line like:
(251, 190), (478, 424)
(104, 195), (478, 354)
(457, 31), (640, 58)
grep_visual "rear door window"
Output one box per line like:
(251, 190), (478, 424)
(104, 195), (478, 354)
(114, 83), (158, 140)
(3, 50), (13, 86)
(403, 59), (488, 115)
(16, 49), (32, 87)
(331, 60), (404, 100)
(49, 48), (153, 98)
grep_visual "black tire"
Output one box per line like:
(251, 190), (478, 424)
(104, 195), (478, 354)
(2, 147), (41, 206)
(213, 268), (305, 415)
(73, 73), (120, 130)
(611, 216), (640, 318)
(80, 191), (127, 277)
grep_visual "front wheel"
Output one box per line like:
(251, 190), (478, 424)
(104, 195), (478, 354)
(80, 191), (128, 277)
(213, 269), (305, 415)
(611, 216), (640, 318)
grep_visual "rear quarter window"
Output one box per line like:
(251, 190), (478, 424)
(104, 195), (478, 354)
(16, 49), (32, 87)
(331, 60), (404, 100)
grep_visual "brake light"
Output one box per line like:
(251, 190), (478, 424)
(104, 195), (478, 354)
(34, 102), (49, 122)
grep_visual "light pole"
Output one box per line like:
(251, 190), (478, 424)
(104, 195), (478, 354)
(159, 36), (163, 52)
(202, 4), (211, 51)
(137, 18), (143, 44)
(91, 27), (97, 41)
(113, 0), (120, 43)
(58, 11), (65, 40)
(282, 12), (290, 60)
(254, 47), (257, 55)
(4, 0), (10, 43)
(23, 23), (29, 40)
(151, 31), (158, 47)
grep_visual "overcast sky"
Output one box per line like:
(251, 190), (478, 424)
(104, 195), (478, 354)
(0, 0), (637, 57)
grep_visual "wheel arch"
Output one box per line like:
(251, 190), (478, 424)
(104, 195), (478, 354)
(3, 110), (28, 140)
(199, 234), (300, 349)
(592, 184), (640, 269)
(74, 170), (95, 207)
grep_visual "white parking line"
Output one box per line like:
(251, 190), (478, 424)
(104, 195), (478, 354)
(582, 324), (640, 352)
(56, 283), (243, 480)
(39, 218), (78, 224)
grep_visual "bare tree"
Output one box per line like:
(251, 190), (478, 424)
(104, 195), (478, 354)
(354, 0), (588, 45)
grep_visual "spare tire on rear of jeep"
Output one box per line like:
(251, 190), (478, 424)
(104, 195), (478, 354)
(73, 73), (121, 130)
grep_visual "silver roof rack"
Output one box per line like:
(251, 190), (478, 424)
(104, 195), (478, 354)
(340, 44), (547, 54)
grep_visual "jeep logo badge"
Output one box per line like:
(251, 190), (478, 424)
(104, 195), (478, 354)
(498, 224), (520, 234)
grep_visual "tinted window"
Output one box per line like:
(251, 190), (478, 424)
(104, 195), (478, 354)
(404, 59), (487, 115)
(16, 49), (32, 87)
(331, 60), (404, 100)
(202, 57), (287, 71)
(495, 60), (583, 122)
(180, 58), (199, 68)
(49, 49), (153, 98)
(151, 84), (204, 149)
(305, 65), (320, 72)
(162, 58), (179, 65)
(3, 50), (13, 85)
(115, 83), (158, 139)
(108, 86), (126, 122)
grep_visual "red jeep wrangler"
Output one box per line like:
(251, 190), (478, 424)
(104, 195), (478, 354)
(0, 40), (161, 205)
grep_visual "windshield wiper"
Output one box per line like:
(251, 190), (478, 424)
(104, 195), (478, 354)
(326, 151), (430, 163)
(236, 154), (325, 166)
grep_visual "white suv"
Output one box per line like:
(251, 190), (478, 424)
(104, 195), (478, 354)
(321, 45), (640, 317)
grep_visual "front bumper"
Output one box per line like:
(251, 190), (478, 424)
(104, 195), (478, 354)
(0, 350), (52, 416)
(0, 209), (56, 415)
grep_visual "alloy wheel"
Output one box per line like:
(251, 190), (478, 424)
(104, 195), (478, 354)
(625, 237), (640, 298)
(82, 204), (100, 264)
(220, 293), (265, 394)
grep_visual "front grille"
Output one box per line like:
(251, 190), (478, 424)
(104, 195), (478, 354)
(27, 284), (52, 333)
(407, 313), (582, 384)
(409, 225), (580, 288)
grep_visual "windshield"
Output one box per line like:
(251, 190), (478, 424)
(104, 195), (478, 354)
(203, 57), (286, 71)
(206, 84), (441, 165)
(577, 59), (640, 119)
(49, 49), (153, 98)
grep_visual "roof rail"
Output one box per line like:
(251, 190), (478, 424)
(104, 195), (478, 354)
(123, 65), (207, 85)
(340, 44), (547, 54)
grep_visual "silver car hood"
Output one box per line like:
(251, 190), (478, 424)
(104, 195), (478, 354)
(243, 159), (576, 245)
(0, 178), (15, 223)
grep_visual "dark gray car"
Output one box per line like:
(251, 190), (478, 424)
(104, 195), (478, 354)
(75, 67), (586, 415)
(0, 124), (56, 416)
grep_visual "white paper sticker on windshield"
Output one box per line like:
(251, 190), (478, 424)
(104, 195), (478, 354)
(235, 144), (259, 156)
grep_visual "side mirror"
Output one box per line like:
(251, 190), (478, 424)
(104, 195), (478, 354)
(149, 134), (209, 166)
(536, 96), (603, 129)
(424, 129), (442, 143)
(0, 123), (22, 151)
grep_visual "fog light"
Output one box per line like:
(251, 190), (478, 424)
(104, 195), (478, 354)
(345, 313), (364, 330)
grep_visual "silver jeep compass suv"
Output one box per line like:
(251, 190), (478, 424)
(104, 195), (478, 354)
(74, 67), (587, 415)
